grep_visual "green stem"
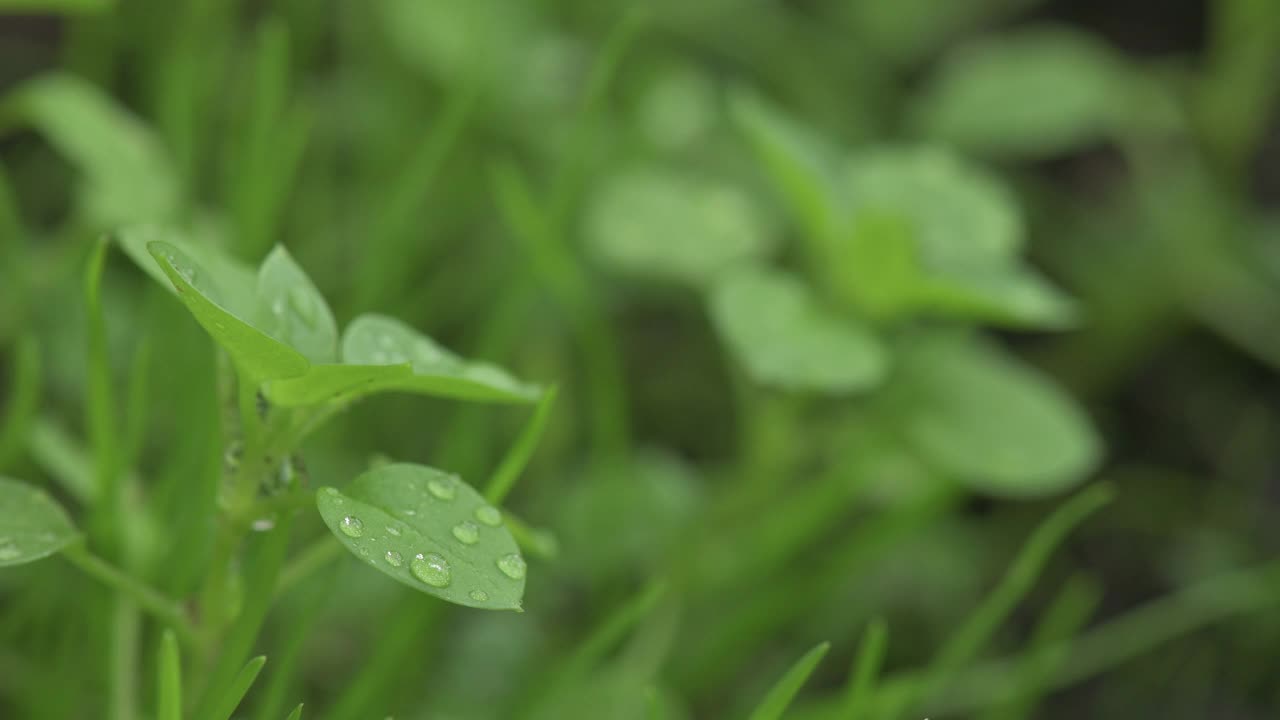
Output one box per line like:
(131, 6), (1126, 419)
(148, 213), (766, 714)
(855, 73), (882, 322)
(274, 538), (343, 598)
(62, 545), (197, 643)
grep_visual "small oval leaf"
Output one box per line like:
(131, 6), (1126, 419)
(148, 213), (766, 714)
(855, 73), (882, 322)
(147, 240), (310, 381)
(885, 334), (1101, 497)
(584, 167), (775, 287)
(255, 246), (339, 364)
(316, 464), (525, 610)
(709, 266), (888, 394)
(341, 314), (539, 403)
(0, 477), (78, 566)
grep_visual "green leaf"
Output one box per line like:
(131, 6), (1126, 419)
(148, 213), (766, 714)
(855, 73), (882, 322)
(728, 88), (841, 246)
(709, 266), (887, 394)
(886, 334), (1101, 497)
(263, 363), (413, 407)
(340, 314), (539, 403)
(912, 27), (1129, 157)
(844, 146), (1021, 269)
(254, 246), (339, 364)
(207, 656), (267, 720)
(315, 463), (526, 610)
(147, 240), (310, 381)
(917, 263), (1080, 329)
(157, 629), (182, 720)
(747, 641), (830, 720)
(0, 476), (78, 566)
(584, 167), (775, 286)
(4, 73), (179, 226)
(115, 224), (257, 316)
(284, 704), (303, 720)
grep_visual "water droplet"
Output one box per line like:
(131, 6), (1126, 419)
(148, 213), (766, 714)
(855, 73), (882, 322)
(378, 335), (397, 349)
(451, 521), (480, 545)
(474, 505), (502, 527)
(251, 517), (276, 532)
(358, 547), (370, 557)
(469, 589), (489, 603)
(410, 552), (451, 587)
(496, 554), (526, 580)
(404, 509), (417, 516)
(427, 476), (457, 501)
(272, 298), (287, 317)
(386, 526), (402, 538)
(0, 545), (19, 561)
(385, 551), (403, 567)
(339, 516), (364, 538)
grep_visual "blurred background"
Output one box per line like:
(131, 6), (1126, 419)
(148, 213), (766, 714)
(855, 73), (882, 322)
(1, 0), (1280, 718)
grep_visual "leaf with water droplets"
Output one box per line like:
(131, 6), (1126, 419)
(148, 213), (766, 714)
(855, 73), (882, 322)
(116, 223), (258, 318)
(0, 476), (78, 566)
(339, 314), (540, 403)
(709, 266), (887, 394)
(315, 464), (525, 609)
(255, 246), (339, 363)
(884, 333), (1101, 497)
(146, 240), (310, 381)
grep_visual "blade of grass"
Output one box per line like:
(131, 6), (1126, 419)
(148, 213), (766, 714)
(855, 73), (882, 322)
(0, 336), (40, 469)
(61, 544), (196, 642)
(748, 641), (831, 720)
(842, 618), (888, 720)
(84, 238), (121, 553)
(979, 574), (1101, 720)
(206, 655), (267, 720)
(157, 628), (182, 720)
(894, 483), (1113, 718)
(284, 703), (303, 720)
(485, 385), (558, 504)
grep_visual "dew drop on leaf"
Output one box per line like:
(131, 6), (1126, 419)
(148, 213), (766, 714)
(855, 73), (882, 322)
(427, 477), (457, 501)
(385, 550), (404, 568)
(496, 553), (526, 580)
(469, 589), (489, 603)
(451, 521), (480, 545)
(0, 545), (20, 562)
(474, 505), (502, 527)
(411, 552), (451, 587)
(339, 515), (364, 538)
(386, 525), (402, 537)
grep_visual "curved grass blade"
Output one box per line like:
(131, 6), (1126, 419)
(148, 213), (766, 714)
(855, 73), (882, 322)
(206, 656), (267, 720)
(747, 641), (831, 720)
(147, 240), (310, 381)
(315, 463), (526, 609)
(0, 476), (78, 566)
(710, 266), (887, 394)
(0, 336), (40, 469)
(340, 314), (539, 403)
(843, 618), (889, 720)
(485, 385), (558, 504)
(284, 704), (303, 720)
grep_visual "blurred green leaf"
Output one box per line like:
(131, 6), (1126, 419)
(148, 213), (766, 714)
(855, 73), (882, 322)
(709, 266), (887, 394)
(912, 27), (1129, 157)
(4, 73), (180, 225)
(147, 240), (310, 381)
(0, 476), (78, 566)
(340, 314), (539, 403)
(747, 641), (830, 720)
(157, 629), (181, 720)
(315, 463), (525, 610)
(0, 0), (112, 11)
(886, 334), (1101, 497)
(584, 167), (775, 286)
(255, 246), (339, 364)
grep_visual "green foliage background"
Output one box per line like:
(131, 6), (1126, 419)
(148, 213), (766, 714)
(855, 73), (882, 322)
(1, 0), (1280, 718)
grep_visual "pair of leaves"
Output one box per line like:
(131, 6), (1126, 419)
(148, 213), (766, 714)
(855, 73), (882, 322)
(881, 333), (1101, 497)
(0, 476), (78, 567)
(730, 90), (1078, 329)
(315, 463), (525, 610)
(118, 225), (539, 405)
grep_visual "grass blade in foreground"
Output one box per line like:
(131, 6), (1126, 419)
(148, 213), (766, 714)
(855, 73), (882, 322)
(748, 641), (831, 720)
(316, 463), (526, 609)
(157, 629), (181, 720)
(0, 476), (78, 565)
(843, 618), (889, 720)
(206, 655), (267, 720)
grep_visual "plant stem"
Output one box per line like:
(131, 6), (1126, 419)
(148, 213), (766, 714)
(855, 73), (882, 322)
(62, 545), (196, 643)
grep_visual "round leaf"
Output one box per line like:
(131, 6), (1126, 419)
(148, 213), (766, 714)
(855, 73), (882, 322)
(886, 334), (1101, 497)
(0, 477), (78, 566)
(584, 167), (775, 287)
(315, 464), (525, 610)
(341, 314), (539, 403)
(148, 240), (310, 381)
(709, 266), (888, 393)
